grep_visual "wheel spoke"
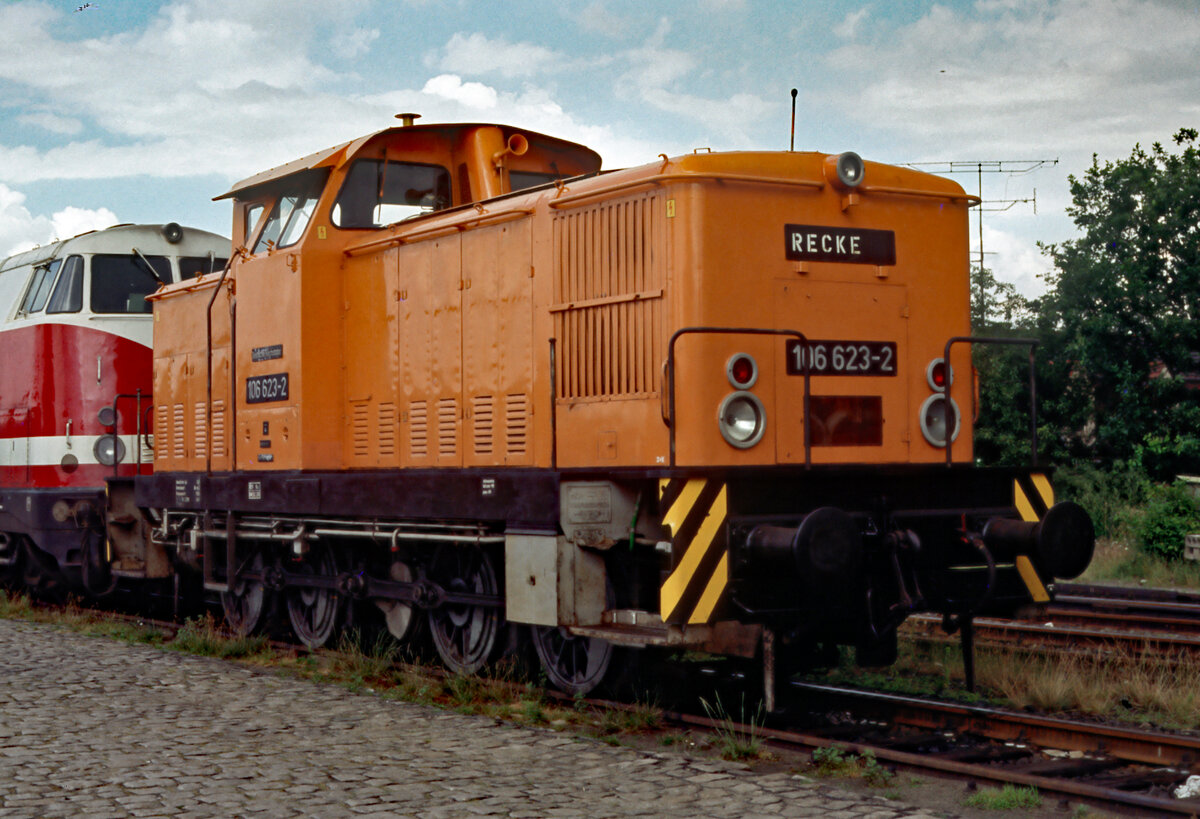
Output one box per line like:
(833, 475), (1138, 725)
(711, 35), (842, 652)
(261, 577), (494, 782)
(286, 544), (341, 649)
(428, 545), (501, 675)
(221, 550), (268, 636)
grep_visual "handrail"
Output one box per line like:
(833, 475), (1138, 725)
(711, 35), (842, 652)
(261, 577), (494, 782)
(667, 327), (811, 468)
(860, 184), (981, 205)
(941, 336), (1039, 467)
(342, 208), (534, 257)
(549, 172), (824, 211)
(107, 390), (148, 476)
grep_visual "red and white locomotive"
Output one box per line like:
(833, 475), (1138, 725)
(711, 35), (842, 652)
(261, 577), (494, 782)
(0, 223), (227, 594)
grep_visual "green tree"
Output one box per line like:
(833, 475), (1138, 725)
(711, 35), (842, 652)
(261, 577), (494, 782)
(1037, 129), (1200, 478)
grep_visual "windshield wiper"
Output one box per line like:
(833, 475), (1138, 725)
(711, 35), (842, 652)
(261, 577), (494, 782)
(131, 247), (166, 285)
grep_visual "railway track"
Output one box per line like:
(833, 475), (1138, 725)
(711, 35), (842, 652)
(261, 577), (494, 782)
(764, 683), (1200, 816)
(905, 581), (1200, 656)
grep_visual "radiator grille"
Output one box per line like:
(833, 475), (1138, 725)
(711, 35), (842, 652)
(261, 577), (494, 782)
(472, 395), (494, 456)
(155, 405), (169, 464)
(409, 401), (428, 458)
(505, 393), (528, 456)
(553, 193), (665, 399)
(437, 397), (458, 457)
(172, 404), (185, 459)
(211, 400), (226, 457)
(351, 402), (369, 457)
(378, 402), (396, 457)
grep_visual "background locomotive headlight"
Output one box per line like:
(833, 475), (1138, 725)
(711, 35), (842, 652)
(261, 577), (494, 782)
(718, 391), (766, 448)
(94, 434), (126, 466)
(919, 394), (960, 447)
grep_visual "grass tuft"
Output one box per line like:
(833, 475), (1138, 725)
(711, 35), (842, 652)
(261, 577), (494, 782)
(169, 614), (272, 660)
(698, 692), (765, 761)
(962, 784), (1042, 810)
(810, 746), (894, 786)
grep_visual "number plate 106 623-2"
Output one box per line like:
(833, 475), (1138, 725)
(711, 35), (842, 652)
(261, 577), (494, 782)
(246, 373), (289, 404)
(784, 340), (897, 376)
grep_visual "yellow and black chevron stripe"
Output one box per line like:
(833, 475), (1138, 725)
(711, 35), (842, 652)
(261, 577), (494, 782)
(1013, 472), (1054, 603)
(658, 477), (729, 625)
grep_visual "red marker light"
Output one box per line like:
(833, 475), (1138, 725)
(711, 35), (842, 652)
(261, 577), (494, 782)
(926, 359), (952, 391)
(731, 356), (754, 386)
(727, 354), (758, 388)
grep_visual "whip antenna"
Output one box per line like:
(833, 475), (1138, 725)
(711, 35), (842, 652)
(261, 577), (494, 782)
(789, 88), (798, 152)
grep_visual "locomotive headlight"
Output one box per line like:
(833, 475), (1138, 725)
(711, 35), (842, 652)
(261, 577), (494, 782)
(919, 395), (960, 447)
(718, 391), (766, 449)
(824, 151), (865, 190)
(94, 434), (126, 466)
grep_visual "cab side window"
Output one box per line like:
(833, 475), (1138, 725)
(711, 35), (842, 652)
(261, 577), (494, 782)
(179, 255), (230, 279)
(252, 170), (328, 254)
(46, 255), (83, 314)
(332, 159), (451, 228)
(20, 260), (62, 314)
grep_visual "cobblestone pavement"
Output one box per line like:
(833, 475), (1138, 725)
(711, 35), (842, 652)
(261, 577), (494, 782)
(0, 620), (952, 818)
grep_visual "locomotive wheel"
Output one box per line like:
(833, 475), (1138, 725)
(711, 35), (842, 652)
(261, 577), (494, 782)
(531, 625), (615, 696)
(286, 542), (342, 649)
(374, 559), (420, 643)
(427, 544), (502, 674)
(531, 575), (620, 695)
(221, 548), (270, 637)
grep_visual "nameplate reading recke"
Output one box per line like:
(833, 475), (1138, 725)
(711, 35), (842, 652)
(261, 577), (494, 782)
(784, 224), (896, 266)
(246, 373), (289, 404)
(252, 344), (283, 362)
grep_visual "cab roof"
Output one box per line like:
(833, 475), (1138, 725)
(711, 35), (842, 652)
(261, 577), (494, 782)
(215, 122), (603, 202)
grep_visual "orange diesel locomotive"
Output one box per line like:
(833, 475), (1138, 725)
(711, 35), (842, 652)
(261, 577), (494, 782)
(128, 116), (1094, 696)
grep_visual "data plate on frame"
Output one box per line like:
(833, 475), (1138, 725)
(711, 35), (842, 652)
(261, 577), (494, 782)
(785, 339), (897, 376)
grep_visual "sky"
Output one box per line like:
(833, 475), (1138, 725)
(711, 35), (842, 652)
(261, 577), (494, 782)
(1, 0), (1197, 297)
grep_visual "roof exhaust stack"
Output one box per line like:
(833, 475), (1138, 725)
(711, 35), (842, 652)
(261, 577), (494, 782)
(395, 113), (421, 127)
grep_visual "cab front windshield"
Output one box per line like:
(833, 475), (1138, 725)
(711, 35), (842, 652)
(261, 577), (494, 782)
(91, 254), (170, 314)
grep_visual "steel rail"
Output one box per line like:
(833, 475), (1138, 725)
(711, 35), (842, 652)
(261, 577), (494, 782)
(903, 612), (1200, 657)
(783, 682), (1200, 815)
(792, 682), (1200, 769)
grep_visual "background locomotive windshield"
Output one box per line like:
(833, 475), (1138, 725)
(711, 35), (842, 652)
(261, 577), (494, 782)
(0, 0), (1195, 300)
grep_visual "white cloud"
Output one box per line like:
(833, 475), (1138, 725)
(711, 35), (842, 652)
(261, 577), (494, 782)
(16, 112), (83, 136)
(438, 32), (565, 79)
(421, 74), (499, 110)
(981, 224), (1053, 298)
(50, 205), (120, 243)
(331, 27), (381, 60)
(575, 2), (631, 37)
(611, 20), (771, 145)
(833, 8), (870, 39)
(0, 183), (118, 258)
